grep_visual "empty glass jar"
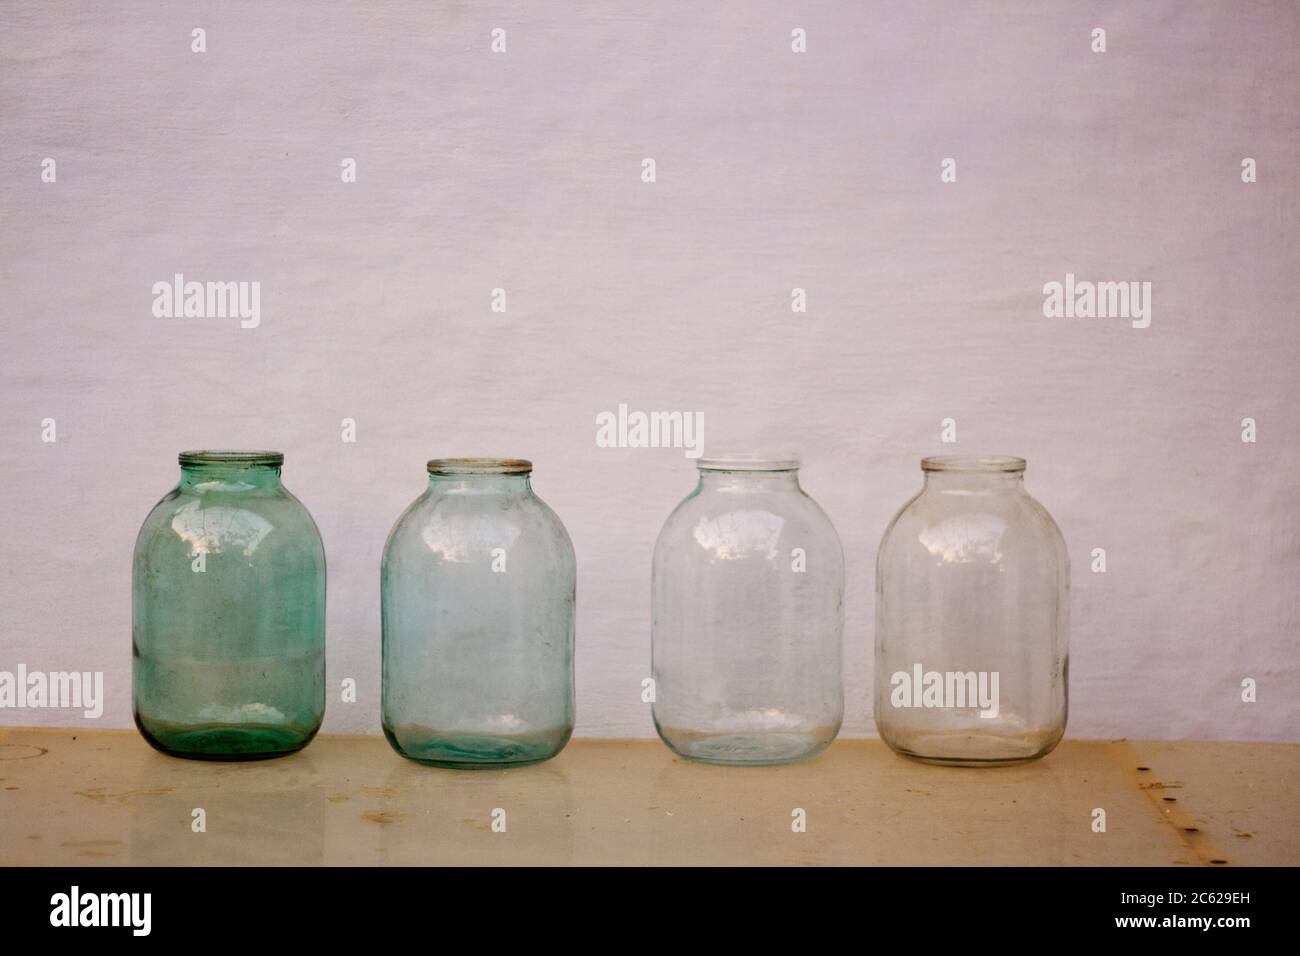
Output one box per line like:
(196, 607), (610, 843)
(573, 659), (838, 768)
(875, 456), (1069, 765)
(133, 451), (326, 759)
(381, 458), (575, 768)
(652, 456), (844, 764)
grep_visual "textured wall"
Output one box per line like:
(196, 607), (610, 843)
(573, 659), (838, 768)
(1, 1), (1296, 742)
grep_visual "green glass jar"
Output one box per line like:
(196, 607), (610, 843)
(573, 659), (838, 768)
(132, 451), (326, 760)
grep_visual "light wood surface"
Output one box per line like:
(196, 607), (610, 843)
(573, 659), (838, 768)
(1, 729), (1295, 866)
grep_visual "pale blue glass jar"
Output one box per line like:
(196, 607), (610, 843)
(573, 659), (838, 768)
(381, 458), (576, 768)
(652, 455), (845, 765)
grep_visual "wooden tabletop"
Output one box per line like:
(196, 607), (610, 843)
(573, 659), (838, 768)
(1, 728), (1295, 866)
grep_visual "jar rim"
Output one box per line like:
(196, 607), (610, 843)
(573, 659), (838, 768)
(427, 457), (533, 476)
(179, 450), (284, 466)
(697, 454), (800, 472)
(922, 455), (1026, 473)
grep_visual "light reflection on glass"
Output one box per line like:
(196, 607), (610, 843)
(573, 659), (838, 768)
(918, 514), (1006, 564)
(421, 516), (521, 563)
(170, 502), (274, 557)
(691, 510), (785, 561)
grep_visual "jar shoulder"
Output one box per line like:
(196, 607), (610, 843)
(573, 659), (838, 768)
(134, 483), (323, 559)
(879, 487), (1067, 564)
(654, 486), (843, 562)
(383, 489), (575, 566)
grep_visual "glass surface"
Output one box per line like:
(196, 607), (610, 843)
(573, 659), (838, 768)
(381, 458), (575, 768)
(874, 456), (1069, 766)
(652, 456), (845, 765)
(132, 451), (326, 760)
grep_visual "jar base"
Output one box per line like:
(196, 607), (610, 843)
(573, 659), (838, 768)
(894, 751), (1050, 768)
(883, 728), (1062, 767)
(657, 728), (833, 766)
(136, 715), (317, 761)
(383, 725), (570, 769)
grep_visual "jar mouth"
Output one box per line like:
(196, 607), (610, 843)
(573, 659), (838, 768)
(427, 457), (532, 476)
(922, 455), (1025, 473)
(697, 454), (800, 473)
(179, 450), (284, 466)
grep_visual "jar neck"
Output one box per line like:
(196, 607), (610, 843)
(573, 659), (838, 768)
(698, 469), (802, 493)
(923, 470), (1024, 496)
(427, 473), (533, 496)
(179, 461), (283, 491)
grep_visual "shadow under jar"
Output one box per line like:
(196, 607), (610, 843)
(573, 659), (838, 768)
(652, 456), (845, 765)
(874, 456), (1069, 766)
(132, 451), (326, 760)
(381, 458), (575, 768)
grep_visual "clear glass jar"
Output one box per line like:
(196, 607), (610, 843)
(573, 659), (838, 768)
(381, 458), (575, 768)
(875, 456), (1069, 766)
(652, 456), (845, 765)
(132, 451), (326, 760)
